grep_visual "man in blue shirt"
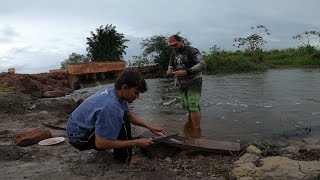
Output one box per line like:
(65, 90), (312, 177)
(66, 69), (164, 163)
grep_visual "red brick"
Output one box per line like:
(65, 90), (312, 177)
(14, 129), (53, 147)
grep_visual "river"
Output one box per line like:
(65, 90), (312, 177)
(131, 69), (320, 142)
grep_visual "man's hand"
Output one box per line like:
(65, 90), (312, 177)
(173, 70), (187, 78)
(134, 138), (154, 148)
(148, 125), (164, 136)
(166, 69), (174, 76)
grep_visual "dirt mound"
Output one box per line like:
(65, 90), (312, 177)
(0, 72), (73, 98)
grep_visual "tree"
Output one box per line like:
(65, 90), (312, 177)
(60, 53), (90, 69)
(130, 55), (151, 67)
(86, 24), (129, 62)
(139, 33), (190, 73)
(233, 25), (271, 51)
(293, 31), (320, 53)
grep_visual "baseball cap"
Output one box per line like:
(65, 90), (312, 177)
(168, 35), (181, 46)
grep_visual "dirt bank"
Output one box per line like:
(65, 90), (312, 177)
(0, 72), (73, 98)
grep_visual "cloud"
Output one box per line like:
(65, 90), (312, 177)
(0, 0), (320, 73)
(0, 25), (19, 43)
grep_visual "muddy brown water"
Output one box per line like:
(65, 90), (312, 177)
(131, 69), (320, 142)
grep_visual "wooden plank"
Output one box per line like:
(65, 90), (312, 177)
(163, 136), (240, 152)
(49, 69), (67, 73)
(66, 61), (125, 75)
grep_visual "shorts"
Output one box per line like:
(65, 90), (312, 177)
(180, 80), (202, 112)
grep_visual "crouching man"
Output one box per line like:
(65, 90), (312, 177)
(66, 69), (164, 163)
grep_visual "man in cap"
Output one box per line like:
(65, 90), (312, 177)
(166, 35), (206, 137)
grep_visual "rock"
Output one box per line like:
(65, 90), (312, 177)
(232, 153), (259, 177)
(32, 98), (78, 114)
(303, 137), (320, 145)
(235, 153), (260, 165)
(304, 144), (320, 151)
(278, 145), (300, 154)
(165, 157), (172, 163)
(14, 129), (52, 147)
(246, 145), (262, 155)
(43, 90), (65, 98)
(231, 155), (320, 179)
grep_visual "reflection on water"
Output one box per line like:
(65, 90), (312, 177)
(131, 69), (320, 142)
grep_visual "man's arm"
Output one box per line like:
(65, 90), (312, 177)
(95, 135), (153, 149)
(168, 53), (175, 71)
(167, 53), (175, 76)
(186, 48), (206, 76)
(128, 112), (164, 134)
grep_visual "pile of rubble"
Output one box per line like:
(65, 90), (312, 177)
(0, 72), (73, 98)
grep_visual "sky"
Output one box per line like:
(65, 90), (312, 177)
(0, 0), (320, 74)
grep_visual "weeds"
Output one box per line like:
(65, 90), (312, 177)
(5, 99), (28, 114)
(0, 81), (11, 92)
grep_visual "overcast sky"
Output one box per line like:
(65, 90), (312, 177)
(0, 0), (319, 74)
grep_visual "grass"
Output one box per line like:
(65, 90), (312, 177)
(203, 48), (320, 74)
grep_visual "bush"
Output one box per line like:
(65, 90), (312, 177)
(204, 51), (266, 74)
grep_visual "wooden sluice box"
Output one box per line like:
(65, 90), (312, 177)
(66, 61), (126, 89)
(162, 136), (241, 153)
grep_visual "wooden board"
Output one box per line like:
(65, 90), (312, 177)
(66, 61), (125, 75)
(163, 136), (241, 153)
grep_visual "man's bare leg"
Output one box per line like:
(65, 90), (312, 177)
(183, 119), (201, 138)
(189, 111), (201, 129)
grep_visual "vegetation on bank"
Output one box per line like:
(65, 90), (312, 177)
(203, 46), (320, 74)
(60, 24), (320, 75)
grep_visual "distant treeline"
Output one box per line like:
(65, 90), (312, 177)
(61, 24), (320, 75)
(203, 46), (320, 74)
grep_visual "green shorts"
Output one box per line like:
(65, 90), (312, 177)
(180, 80), (202, 112)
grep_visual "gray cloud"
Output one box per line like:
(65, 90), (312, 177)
(0, 25), (19, 43)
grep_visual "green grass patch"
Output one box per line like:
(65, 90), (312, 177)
(203, 48), (320, 74)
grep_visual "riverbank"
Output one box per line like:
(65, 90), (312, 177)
(203, 48), (320, 75)
(1, 85), (320, 179)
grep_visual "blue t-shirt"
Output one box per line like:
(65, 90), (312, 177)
(66, 87), (129, 142)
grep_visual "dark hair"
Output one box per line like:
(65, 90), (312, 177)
(114, 69), (147, 93)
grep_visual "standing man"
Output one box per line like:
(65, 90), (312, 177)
(66, 69), (164, 163)
(166, 35), (206, 137)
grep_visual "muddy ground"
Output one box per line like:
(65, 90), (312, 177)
(1, 72), (320, 179)
(0, 92), (236, 179)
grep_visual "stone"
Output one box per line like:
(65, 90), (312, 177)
(246, 145), (262, 155)
(278, 145), (300, 154)
(14, 129), (52, 147)
(231, 155), (320, 179)
(43, 90), (65, 98)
